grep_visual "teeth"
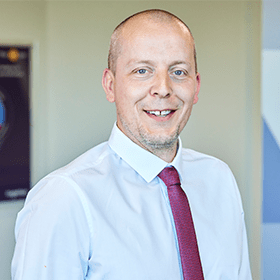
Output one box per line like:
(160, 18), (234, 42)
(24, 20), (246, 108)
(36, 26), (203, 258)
(146, 110), (172, 116)
(150, 111), (161, 116)
(161, 110), (171, 116)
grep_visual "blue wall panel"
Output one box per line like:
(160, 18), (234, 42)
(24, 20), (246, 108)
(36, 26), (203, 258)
(262, 224), (280, 279)
(263, 118), (280, 223)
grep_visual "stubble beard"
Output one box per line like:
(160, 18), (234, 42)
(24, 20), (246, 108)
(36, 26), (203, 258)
(120, 117), (180, 156)
(139, 126), (180, 152)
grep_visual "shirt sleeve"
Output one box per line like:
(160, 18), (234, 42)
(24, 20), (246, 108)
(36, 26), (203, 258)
(11, 175), (92, 280)
(239, 213), (253, 280)
(229, 168), (253, 280)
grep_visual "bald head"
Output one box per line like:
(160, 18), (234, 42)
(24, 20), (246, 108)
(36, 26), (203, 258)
(108, 9), (197, 75)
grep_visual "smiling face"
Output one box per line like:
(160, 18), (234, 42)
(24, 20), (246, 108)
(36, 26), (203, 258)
(102, 16), (200, 162)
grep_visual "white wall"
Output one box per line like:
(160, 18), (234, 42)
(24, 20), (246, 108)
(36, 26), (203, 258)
(0, 2), (261, 279)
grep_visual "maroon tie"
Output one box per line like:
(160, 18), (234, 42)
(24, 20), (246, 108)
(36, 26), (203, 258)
(158, 166), (204, 279)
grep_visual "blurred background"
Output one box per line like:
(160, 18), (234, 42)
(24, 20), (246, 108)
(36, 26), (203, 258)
(0, 1), (278, 279)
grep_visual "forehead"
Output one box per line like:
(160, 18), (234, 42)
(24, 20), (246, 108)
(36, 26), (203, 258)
(121, 16), (191, 43)
(117, 18), (194, 66)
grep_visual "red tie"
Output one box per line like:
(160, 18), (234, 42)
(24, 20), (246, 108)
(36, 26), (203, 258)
(158, 166), (204, 279)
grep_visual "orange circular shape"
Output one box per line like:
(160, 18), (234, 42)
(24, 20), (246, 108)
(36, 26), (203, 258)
(7, 48), (20, 63)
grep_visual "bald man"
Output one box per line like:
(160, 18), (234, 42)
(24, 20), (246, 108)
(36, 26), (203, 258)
(12, 9), (252, 280)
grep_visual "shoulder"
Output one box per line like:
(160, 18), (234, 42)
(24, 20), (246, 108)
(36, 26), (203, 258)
(180, 148), (240, 199)
(25, 141), (115, 205)
(181, 148), (231, 172)
(15, 143), (114, 240)
(50, 141), (113, 177)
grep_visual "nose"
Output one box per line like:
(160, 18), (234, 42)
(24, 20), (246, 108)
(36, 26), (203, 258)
(150, 71), (172, 98)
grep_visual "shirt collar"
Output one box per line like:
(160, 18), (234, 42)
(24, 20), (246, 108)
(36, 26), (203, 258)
(108, 123), (183, 183)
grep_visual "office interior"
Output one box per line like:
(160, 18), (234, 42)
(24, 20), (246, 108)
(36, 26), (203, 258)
(0, 1), (279, 279)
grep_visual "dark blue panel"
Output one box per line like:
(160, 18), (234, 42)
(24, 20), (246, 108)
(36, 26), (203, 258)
(263, 118), (280, 223)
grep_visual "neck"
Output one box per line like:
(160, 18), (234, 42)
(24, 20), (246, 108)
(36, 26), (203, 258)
(116, 122), (179, 163)
(142, 140), (178, 163)
(152, 147), (177, 163)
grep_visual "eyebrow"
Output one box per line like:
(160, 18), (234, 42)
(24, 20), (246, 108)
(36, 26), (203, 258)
(126, 60), (155, 68)
(126, 60), (191, 68)
(169, 61), (191, 68)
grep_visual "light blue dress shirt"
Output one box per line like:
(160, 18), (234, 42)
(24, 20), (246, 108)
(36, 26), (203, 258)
(12, 124), (252, 280)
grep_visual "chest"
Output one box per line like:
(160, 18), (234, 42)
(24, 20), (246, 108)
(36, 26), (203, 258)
(82, 175), (242, 280)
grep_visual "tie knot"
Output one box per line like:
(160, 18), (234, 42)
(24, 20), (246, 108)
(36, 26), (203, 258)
(158, 166), (180, 187)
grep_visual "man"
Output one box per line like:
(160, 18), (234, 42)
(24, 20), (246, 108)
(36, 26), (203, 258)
(12, 9), (252, 280)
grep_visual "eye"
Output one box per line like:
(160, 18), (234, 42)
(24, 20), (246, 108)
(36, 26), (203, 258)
(174, 70), (184, 76)
(137, 69), (147, 74)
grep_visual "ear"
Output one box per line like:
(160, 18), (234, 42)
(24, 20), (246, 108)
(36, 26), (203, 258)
(193, 72), (201, 104)
(102, 68), (115, 103)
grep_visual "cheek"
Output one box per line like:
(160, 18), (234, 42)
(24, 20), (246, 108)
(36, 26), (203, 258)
(116, 85), (146, 109)
(114, 93), (136, 118)
(178, 85), (198, 104)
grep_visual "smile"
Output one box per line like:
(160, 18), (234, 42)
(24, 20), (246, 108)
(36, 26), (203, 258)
(145, 110), (174, 117)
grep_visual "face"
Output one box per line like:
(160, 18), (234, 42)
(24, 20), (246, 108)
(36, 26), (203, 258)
(102, 18), (200, 157)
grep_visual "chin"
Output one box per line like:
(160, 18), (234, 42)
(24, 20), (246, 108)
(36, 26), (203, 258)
(140, 131), (179, 150)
